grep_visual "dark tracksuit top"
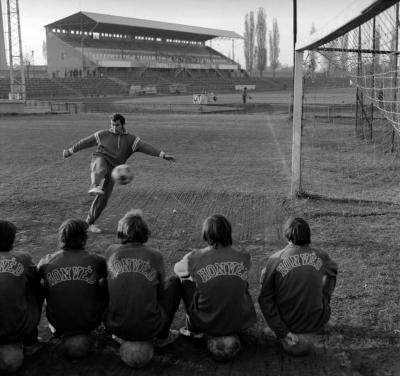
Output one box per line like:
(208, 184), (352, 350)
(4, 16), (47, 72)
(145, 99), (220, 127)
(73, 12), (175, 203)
(69, 128), (162, 168)
(181, 246), (257, 336)
(258, 244), (338, 338)
(104, 243), (166, 341)
(38, 249), (108, 337)
(0, 250), (43, 344)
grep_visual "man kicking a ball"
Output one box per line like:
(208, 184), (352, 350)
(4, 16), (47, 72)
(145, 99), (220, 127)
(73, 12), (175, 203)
(63, 113), (176, 233)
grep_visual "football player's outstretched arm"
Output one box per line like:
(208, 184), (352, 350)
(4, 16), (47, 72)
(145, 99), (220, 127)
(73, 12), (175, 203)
(63, 134), (98, 158)
(136, 139), (176, 162)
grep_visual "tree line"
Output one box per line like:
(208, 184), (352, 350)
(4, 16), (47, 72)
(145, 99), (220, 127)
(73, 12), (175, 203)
(244, 8), (280, 77)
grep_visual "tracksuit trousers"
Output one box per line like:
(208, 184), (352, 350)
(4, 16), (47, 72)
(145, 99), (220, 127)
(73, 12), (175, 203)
(86, 156), (115, 225)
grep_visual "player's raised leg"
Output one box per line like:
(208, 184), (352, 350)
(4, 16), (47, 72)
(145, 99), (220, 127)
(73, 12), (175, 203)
(88, 156), (109, 196)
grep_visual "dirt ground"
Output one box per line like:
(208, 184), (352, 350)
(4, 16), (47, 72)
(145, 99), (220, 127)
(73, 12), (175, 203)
(1, 111), (399, 375)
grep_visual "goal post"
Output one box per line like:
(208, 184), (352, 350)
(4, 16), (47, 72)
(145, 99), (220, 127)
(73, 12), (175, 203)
(291, 50), (304, 196)
(291, 0), (400, 199)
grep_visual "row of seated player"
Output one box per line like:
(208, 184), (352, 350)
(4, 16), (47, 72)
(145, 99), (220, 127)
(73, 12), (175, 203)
(0, 214), (337, 371)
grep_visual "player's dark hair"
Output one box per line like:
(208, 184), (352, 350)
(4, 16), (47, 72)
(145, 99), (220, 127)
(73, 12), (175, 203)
(112, 113), (125, 126)
(283, 217), (311, 245)
(118, 209), (149, 244)
(0, 220), (17, 252)
(202, 214), (232, 247)
(58, 219), (88, 250)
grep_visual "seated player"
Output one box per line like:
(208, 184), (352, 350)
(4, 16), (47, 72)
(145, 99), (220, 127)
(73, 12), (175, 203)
(174, 214), (257, 338)
(38, 219), (108, 342)
(104, 209), (181, 347)
(258, 217), (338, 355)
(62, 113), (176, 234)
(0, 220), (44, 358)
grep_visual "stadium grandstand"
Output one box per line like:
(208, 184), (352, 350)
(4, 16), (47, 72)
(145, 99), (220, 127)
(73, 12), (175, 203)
(43, 11), (247, 97)
(0, 10), (292, 101)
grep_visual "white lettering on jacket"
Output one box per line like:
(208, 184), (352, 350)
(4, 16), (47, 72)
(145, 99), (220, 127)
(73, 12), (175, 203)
(45, 265), (96, 287)
(0, 257), (24, 276)
(276, 252), (323, 277)
(196, 261), (248, 283)
(108, 257), (156, 281)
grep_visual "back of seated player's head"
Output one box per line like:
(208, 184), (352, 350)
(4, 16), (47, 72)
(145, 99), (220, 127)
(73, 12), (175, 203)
(0, 220), (16, 252)
(59, 219), (88, 250)
(117, 209), (149, 244)
(202, 214), (232, 248)
(284, 217), (311, 246)
(111, 113), (125, 126)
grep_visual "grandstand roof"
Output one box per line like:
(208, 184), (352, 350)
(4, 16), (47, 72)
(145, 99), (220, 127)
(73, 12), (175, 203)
(45, 11), (242, 41)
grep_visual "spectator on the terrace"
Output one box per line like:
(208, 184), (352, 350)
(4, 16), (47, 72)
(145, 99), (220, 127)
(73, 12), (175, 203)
(258, 217), (338, 356)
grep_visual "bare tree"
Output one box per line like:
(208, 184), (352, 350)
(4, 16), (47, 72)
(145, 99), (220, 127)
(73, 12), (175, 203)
(339, 34), (349, 74)
(269, 17), (280, 78)
(321, 40), (335, 78)
(307, 23), (317, 81)
(42, 40), (47, 64)
(244, 11), (255, 73)
(373, 26), (381, 73)
(255, 7), (267, 77)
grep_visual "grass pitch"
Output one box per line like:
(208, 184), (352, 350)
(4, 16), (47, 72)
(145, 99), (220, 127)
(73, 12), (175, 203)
(1, 112), (399, 375)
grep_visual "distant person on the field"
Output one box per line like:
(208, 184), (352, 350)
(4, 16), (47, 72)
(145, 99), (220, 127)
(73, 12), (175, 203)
(38, 219), (108, 339)
(174, 214), (257, 338)
(0, 220), (44, 354)
(62, 113), (176, 233)
(242, 87), (248, 104)
(258, 217), (338, 355)
(104, 209), (181, 347)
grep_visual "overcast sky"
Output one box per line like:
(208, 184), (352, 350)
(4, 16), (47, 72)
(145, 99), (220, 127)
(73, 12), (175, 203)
(2, 0), (375, 66)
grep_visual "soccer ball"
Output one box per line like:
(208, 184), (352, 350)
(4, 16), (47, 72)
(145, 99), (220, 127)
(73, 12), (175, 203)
(111, 164), (134, 185)
(281, 334), (314, 356)
(119, 341), (154, 368)
(207, 335), (241, 361)
(0, 343), (24, 374)
(62, 334), (93, 358)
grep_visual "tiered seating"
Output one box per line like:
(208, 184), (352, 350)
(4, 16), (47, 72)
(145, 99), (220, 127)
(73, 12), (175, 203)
(1, 73), (294, 100)
(54, 77), (129, 97)
(26, 78), (79, 98)
(57, 34), (231, 67)
(0, 78), (9, 99)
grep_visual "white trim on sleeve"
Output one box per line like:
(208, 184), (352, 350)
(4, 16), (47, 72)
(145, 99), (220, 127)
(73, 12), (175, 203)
(132, 136), (141, 152)
(94, 131), (101, 145)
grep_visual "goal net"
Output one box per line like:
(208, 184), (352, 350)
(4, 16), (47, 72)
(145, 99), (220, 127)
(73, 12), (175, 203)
(292, 0), (400, 204)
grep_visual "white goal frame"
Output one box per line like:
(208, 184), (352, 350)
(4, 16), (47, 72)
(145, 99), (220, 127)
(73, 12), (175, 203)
(291, 0), (399, 197)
